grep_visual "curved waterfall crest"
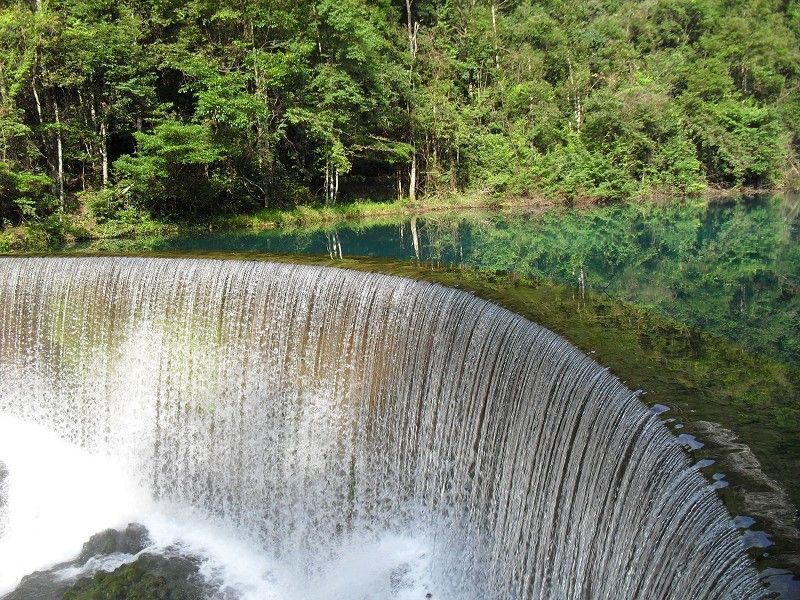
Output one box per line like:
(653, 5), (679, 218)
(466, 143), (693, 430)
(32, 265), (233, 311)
(0, 257), (761, 598)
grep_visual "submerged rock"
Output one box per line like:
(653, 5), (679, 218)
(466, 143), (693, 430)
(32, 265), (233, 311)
(7, 562), (78, 600)
(62, 563), (170, 600)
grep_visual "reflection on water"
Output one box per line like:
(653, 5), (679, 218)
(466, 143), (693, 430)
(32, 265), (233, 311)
(106, 194), (799, 370)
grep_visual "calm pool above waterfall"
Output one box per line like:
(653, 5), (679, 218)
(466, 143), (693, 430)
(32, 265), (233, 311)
(79, 194), (800, 371)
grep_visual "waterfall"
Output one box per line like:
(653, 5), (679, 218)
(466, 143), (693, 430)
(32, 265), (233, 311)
(0, 257), (761, 599)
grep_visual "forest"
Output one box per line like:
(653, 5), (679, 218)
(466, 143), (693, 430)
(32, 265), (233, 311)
(1, 0), (799, 237)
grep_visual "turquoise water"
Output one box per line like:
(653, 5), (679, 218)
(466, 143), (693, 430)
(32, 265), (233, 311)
(117, 194), (800, 370)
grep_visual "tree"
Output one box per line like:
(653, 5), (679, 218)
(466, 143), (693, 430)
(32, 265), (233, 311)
(0, 0), (798, 229)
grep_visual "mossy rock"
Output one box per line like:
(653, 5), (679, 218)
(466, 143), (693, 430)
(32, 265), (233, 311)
(63, 552), (209, 600)
(63, 564), (171, 600)
(77, 524), (150, 562)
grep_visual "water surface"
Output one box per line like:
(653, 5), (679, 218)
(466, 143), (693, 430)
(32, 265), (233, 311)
(79, 194), (800, 370)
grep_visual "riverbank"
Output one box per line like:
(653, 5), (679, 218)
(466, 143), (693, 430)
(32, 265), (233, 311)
(0, 191), (545, 252)
(0, 187), (787, 253)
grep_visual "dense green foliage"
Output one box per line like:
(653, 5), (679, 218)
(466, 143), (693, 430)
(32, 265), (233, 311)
(1, 0), (799, 230)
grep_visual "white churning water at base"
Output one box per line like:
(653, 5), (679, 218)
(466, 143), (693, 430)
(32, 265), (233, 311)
(0, 257), (762, 598)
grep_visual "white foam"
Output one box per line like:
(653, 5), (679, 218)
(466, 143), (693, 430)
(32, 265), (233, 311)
(0, 414), (148, 594)
(274, 534), (435, 600)
(138, 510), (436, 599)
(0, 416), (437, 599)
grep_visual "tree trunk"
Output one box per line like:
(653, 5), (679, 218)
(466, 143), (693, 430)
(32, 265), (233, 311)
(251, 19), (270, 208)
(405, 0), (416, 63)
(324, 162), (330, 204)
(491, 2), (499, 69)
(334, 166), (339, 204)
(397, 168), (404, 200)
(329, 163), (334, 204)
(405, 0), (418, 203)
(567, 57), (583, 134)
(31, 83), (43, 123)
(89, 94), (99, 179)
(53, 101), (64, 210)
(324, 161), (338, 205)
(100, 119), (108, 186)
(409, 151), (417, 202)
